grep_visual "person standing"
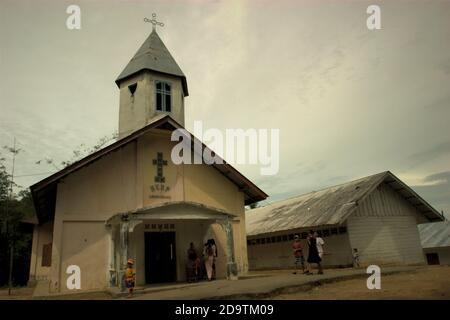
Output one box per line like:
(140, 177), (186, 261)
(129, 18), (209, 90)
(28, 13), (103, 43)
(186, 242), (199, 282)
(125, 258), (136, 298)
(210, 239), (218, 280)
(292, 235), (305, 274)
(352, 248), (360, 268)
(203, 239), (217, 281)
(315, 231), (325, 260)
(306, 230), (323, 275)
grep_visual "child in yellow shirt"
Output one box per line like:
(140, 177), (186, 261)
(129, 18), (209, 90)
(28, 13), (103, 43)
(125, 258), (136, 297)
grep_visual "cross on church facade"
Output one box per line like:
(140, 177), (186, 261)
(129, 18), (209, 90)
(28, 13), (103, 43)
(153, 152), (167, 183)
(144, 13), (164, 31)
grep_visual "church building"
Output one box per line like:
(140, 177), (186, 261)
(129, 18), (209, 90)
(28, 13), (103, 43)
(28, 26), (267, 294)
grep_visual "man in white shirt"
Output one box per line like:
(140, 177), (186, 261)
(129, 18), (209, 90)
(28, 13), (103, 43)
(314, 231), (325, 259)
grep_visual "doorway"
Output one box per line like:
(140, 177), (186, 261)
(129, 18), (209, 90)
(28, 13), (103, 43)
(144, 232), (177, 284)
(426, 252), (440, 265)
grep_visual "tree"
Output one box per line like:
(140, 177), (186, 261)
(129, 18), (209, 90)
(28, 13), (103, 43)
(35, 132), (118, 169)
(0, 150), (34, 289)
(0, 157), (9, 202)
(0, 133), (117, 288)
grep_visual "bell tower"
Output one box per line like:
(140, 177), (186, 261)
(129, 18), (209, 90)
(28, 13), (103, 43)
(115, 16), (188, 139)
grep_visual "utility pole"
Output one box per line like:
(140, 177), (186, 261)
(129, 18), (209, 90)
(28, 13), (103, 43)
(5, 137), (17, 296)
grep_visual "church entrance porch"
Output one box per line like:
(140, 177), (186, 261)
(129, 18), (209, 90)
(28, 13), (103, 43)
(106, 201), (239, 291)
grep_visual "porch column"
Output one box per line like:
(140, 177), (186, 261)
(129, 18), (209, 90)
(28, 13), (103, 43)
(107, 224), (117, 287)
(118, 215), (129, 291)
(220, 218), (238, 280)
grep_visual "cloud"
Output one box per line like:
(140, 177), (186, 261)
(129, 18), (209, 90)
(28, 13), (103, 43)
(407, 141), (450, 168)
(0, 0), (449, 218)
(411, 171), (450, 219)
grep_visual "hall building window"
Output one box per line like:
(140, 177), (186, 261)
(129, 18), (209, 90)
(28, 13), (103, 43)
(156, 81), (171, 112)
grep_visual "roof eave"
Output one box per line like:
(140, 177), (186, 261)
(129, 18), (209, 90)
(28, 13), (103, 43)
(115, 69), (189, 97)
(383, 171), (445, 222)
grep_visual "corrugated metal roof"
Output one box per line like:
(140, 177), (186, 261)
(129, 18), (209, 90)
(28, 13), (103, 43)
(246, 171), (444, 236)
(116, 30), (188, 96)
(418, 221), (450, 248)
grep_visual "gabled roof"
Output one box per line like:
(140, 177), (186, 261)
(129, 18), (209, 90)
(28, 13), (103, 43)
(30, 115), (267, 224)
(246, 171), (444, 236)
(115, 30), (188, 96)
(418, 221), (450, 248)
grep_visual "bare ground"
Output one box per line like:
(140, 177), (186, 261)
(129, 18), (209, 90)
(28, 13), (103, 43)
(0, 286), (111, 300)
(2, 266), (449, 300)
(272, 265), (450, 300)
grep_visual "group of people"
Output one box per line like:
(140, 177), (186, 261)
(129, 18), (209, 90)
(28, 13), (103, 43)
(292, 230), (325, 275)
(123, 231), (360, 297)
(122, 239), (218, 298)
(186, 239), (218, 282)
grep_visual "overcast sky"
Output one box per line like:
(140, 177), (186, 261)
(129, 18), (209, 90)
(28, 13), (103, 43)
(1, 0), (449, 219)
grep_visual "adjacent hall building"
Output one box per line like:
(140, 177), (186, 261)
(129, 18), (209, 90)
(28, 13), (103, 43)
(28, 28), (267, 294)
(419, 221), (450, 265)
(246, 171), (444, 270)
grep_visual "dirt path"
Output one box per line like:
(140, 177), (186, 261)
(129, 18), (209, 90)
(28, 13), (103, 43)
(272, 265), (450, 300)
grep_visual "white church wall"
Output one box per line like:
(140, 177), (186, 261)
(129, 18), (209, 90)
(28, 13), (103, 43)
(57, 142), (137, 220)
(59, 221), (109, 293)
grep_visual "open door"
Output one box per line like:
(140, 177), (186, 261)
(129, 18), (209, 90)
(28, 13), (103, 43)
(145, 232), (177, 284)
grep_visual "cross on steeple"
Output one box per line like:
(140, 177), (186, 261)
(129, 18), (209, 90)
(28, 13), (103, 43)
(144, 13), (164, 32)
(152, 152), (168, 183)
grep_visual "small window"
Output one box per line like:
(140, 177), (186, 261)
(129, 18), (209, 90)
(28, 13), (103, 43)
(282, 235), (288, 242)
(41, 243), (52, 267)
(339, 226), (347, 234)
(331, 228), (338, 235)
(128, 83), (137, 95)
(155, 81), (171, 112)
(276, 236), (282, 242)
(288, 234), (294, 240)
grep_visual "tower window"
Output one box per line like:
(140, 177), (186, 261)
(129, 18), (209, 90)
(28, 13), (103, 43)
(156, 81), (171, 112)
(128, 83), (137, 96)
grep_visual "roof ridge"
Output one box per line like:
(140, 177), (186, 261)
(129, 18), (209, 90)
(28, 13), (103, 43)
(249, 171), (388, 212)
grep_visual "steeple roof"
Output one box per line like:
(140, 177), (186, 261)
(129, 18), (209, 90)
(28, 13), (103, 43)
(116, 30), (188, 96)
